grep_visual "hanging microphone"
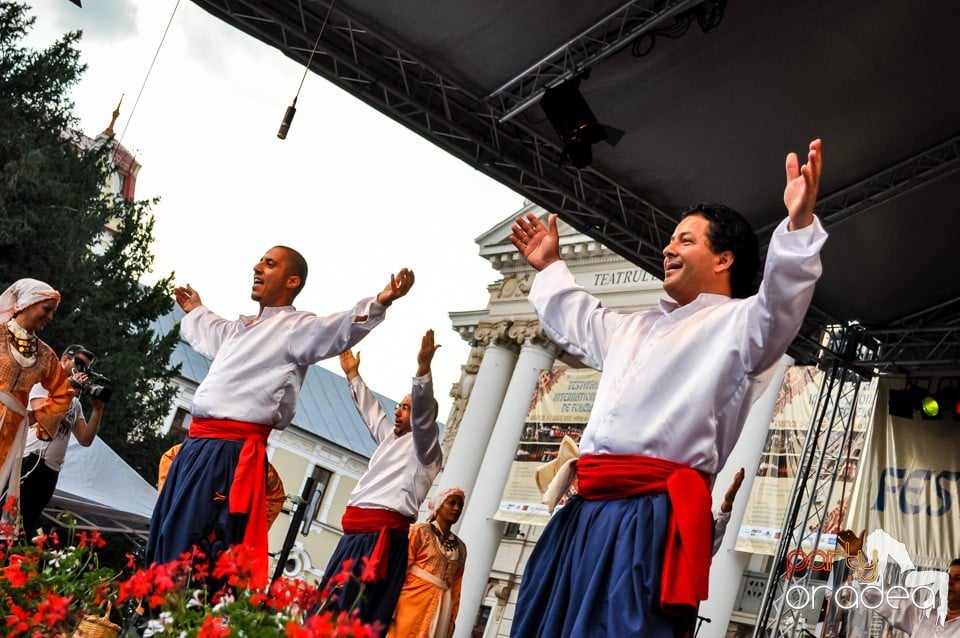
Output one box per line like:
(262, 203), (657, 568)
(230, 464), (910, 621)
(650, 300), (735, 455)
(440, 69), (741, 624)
(277, 98), (298, 139)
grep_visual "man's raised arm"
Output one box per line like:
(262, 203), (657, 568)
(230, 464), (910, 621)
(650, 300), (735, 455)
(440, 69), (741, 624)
(411, 329), (442, 467)
(784, 138), (822, 231)
(340, 349), (390, 442)
(510, 213), (560, 271)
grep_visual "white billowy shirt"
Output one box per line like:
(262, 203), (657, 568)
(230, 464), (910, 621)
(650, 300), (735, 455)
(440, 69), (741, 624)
(863, 584), (960, 638)
(182, 300), (385, 430)
(24, 386), (83, 472)
(529, 217), (827, 476)
(883, 610), (960, 638)
(346, 373), (442, 520)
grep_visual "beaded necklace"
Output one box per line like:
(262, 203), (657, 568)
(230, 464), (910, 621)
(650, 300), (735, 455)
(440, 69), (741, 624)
(6, 320), (38, 357)
(430, 521), (459, 553)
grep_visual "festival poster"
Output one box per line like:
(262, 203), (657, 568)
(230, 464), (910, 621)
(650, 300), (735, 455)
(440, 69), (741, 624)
(494, 366), (599, 525)
(846, 381), (960, 570)
(735, 367), (877, 555)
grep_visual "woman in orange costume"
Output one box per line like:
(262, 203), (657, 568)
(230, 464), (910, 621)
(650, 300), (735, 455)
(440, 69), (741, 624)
(388, 487), (467, 638)
(0, 279), (74, 528)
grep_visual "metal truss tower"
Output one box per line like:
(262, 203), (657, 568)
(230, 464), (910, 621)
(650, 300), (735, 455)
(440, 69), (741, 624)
(753, 324), (876, 638)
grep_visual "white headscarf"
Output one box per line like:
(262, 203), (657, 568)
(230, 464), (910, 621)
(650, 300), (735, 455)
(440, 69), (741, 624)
(0, 278), (60, 325)
(428, 486), (466, 521)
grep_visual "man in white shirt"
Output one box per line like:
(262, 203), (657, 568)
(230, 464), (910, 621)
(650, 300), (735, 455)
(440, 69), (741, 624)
(839, 530), (960, 638)
(319, 329), (442, 629)
(19, 344), (105, 533)
(873, 559), (960, 638)
(508, 140), (827, 637)
(145, 245), (414, 586)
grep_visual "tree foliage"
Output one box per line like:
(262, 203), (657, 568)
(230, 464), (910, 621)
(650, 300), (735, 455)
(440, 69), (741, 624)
(0, 1), (179, 483)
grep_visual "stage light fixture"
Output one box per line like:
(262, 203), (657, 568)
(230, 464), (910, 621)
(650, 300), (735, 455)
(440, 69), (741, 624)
(888, 388), (915, 420)
(888, 381), (960, 421)
(920, 393), (941, 419)
(935, 385), (960, 420)
(540, 76), (622, 169)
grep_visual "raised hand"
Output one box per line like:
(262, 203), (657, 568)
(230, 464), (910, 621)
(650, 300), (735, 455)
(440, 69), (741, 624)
(377, 268), (415, 306)
(510, 213), (561, 271)
(174, 284), (202, 313)
(416, 329), (441, 377)
(339, 349), (360, 380)
(836, 528), (866, 558)
(720, 467), (745, 513)
(784, 138), (822, 230)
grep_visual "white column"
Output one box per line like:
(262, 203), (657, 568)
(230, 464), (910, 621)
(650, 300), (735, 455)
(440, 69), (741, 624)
(437, 321), (519, 505)
(453, 333), (558, 638)
(699, 355), (793, 638)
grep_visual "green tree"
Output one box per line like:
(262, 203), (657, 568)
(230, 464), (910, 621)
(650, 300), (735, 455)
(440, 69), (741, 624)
(0, 1), (179, 483)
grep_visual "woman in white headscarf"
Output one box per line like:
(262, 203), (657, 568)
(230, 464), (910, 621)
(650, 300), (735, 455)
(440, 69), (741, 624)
(0, 278), (73, 525)
(388, 486), (467, 638)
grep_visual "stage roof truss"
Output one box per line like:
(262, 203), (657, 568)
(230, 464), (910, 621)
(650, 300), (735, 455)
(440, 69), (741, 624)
(488, 0), (709, 123)
(192, 0), (960, 376)
(791, 312), (960, 377)
(758, 133), (960, 243)
(197, 0), (679, 276)
(866, 325), (960, 373)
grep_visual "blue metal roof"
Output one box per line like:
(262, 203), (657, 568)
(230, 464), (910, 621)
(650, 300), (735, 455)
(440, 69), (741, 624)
(155, 306), (404, 458)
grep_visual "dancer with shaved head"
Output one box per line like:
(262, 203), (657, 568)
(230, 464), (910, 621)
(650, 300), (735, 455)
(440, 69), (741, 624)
(146, 245), (414, 586)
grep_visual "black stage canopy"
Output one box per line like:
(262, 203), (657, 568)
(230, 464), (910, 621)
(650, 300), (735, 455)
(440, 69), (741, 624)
(190, 0), (960, 376)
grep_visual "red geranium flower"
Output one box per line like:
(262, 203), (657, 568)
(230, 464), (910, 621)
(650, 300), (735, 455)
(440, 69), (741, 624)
(197, 615), (231, 638)
(1, 555), (30, 588)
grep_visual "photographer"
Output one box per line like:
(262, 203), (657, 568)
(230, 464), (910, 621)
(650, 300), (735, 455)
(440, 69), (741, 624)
(19, 344), (107, 533)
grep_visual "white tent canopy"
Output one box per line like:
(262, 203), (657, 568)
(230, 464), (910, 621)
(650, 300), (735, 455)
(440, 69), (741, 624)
(42, 434), (157, 537)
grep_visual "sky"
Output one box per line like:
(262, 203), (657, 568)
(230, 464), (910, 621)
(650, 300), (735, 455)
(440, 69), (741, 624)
(27, 0), (526, 419)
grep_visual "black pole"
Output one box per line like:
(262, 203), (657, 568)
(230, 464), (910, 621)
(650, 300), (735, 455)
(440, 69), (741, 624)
(695, 615), (711, 637)
(271, 466), (322, 584)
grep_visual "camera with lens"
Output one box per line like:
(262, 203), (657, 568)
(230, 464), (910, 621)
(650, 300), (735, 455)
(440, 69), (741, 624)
(70, 358), (113, 402)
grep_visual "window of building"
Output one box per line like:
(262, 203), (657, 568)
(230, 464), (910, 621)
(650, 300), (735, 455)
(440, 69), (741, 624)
(503, 522), (525, 539)
(169, 407), (192, 436)
(299, 465), (333, 534)
(470, 605), (491, 638)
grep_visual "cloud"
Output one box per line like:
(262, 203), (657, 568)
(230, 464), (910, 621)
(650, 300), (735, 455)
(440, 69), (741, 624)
(44, 0), (139, 40)
(176, 2), (245, 75)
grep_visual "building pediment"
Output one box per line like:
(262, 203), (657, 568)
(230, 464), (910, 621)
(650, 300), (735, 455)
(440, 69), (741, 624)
(478, 202), (612, 275)
(477, 203), (664, 299)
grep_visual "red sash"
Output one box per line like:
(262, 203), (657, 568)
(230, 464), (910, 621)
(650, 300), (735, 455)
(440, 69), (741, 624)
(577, 454), (713, 619)
(341, 506), (412, 582)
(190, 416), (272, 588)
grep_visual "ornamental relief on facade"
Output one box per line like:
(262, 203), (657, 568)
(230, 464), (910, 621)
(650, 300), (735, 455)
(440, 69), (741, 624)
(506, 319), (546, 344)
(491, 273), (532, 300)
(473, 319), (512, 345)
